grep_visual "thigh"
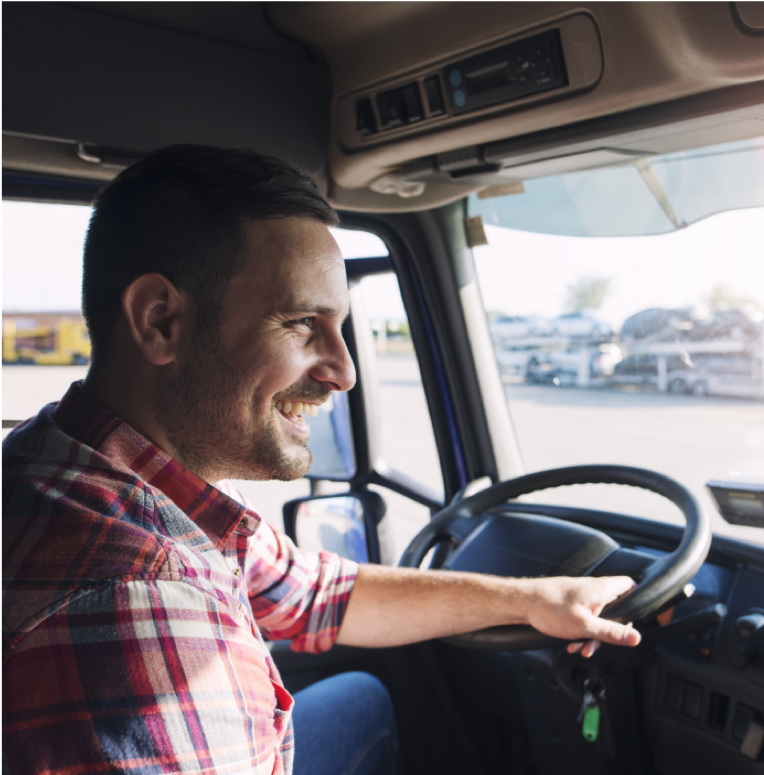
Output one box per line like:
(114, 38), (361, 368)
(292, 671), (397, 775)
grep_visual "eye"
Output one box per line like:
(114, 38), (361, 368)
(290, 316), (315, 329)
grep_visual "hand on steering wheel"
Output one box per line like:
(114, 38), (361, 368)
(522, 576), (641, 657)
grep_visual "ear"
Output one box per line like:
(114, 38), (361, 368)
(121, 273), (190, 366)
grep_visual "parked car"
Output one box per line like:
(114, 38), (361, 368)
(591, 343), (624, 376)
(613, 354), (690, 385)
(621, 307), (693, 341)
(550, 311), (612, 338)
(546, 343), (623, 382)
(494, 346), (549, 376)
(689, 309), (763, 341)
(490, 314), (550, 342)
(613, 354), (659, 383)
(669, 356), (759, 396)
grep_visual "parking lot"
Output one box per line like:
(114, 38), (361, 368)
(4, 357), (763, 556)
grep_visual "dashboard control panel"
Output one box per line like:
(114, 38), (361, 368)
(444, 29), (567, 116)
(337, 12), (603, 152)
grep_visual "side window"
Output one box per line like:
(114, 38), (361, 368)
(357, 271), (445, 562)
(3, 201), (92, 431)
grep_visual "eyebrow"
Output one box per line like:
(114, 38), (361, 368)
(286, 304), (351, 323)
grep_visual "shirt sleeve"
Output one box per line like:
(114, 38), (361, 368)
(245, 520), (358, 653)
(2, 580), (285, 775)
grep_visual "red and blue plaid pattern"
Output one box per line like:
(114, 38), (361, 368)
(3, 381), (358, 775)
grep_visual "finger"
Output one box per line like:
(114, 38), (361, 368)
(581, 640), (601, 658)
(581, 616), (641, 647)
(594, 576), (637, 604)
(567, 641), (584, 654)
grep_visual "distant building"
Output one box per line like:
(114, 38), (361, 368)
(2, 311), (84, 328)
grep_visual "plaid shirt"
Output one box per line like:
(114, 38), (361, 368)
(3, 381), (358, 775)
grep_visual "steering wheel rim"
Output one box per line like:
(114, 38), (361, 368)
(399, 464), (712, 651)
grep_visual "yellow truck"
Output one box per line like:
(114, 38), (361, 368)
(2, 317), (91, 365)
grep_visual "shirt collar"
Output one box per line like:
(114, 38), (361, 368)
(52, 380), (261, 549)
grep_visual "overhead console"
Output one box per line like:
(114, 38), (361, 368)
(336, 14), (603, 152)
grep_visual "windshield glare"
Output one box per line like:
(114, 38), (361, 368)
(470, 137), (764, 237)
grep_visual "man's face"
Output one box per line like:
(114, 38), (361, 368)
(154, 217), (356, 483)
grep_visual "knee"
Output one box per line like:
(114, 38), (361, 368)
(336, 671), (395, 727)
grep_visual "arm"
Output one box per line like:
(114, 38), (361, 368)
(336, 565), (641, 657)
(246, 519), (358, 653)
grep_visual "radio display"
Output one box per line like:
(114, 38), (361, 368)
(466, 63), (510, 94)
(445, 28), (567, 115)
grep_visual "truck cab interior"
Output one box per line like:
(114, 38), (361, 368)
(3, 3), (764, 774)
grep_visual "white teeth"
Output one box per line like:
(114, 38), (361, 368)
(277, 400), (320, 418)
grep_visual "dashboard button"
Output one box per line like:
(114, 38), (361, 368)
(401, 83), (423, 122)
(424, 75), (445, 116)
(376, 89), (406, 130)
(356, 98), (377, 136)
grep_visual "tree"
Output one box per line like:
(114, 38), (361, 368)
(705, 283), (763, 312)
(564, 276), (612, 312)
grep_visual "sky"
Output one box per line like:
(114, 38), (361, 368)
(473, 208), (764, 328)
(2, 200), (762, 330)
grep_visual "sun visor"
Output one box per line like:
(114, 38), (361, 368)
(2, 3), (331, 173)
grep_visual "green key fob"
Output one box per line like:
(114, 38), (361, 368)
(582, 703), (601, 742)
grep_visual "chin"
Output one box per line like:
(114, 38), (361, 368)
(239, 446), (313, 483)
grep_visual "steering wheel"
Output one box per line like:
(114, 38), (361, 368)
(399, 465), (711, 651)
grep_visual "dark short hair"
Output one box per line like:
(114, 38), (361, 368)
(82, 144), (340, 363)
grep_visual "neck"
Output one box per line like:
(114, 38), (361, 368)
(83, 359), (171, 458)
(83, 361), (228, 485)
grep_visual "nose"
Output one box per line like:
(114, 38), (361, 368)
(309, 326), (357, 393)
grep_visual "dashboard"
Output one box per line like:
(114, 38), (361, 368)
(437, 502), (764, 772)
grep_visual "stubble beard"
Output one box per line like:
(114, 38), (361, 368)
(151, 320), (313, 483)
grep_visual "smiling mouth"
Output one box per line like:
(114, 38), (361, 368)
(276, 400), (321, 423)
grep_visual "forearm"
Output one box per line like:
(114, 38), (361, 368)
(335, 564), (641, 650)
(337, 564), (541, 648)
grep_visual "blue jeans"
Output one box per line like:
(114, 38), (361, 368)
(292, 671), (398, 775)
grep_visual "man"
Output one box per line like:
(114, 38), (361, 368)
(3, 146), (640, 775)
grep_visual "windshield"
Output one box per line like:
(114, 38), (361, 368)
(469, 137), (764, 546)
(471, 137), (764, 237)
